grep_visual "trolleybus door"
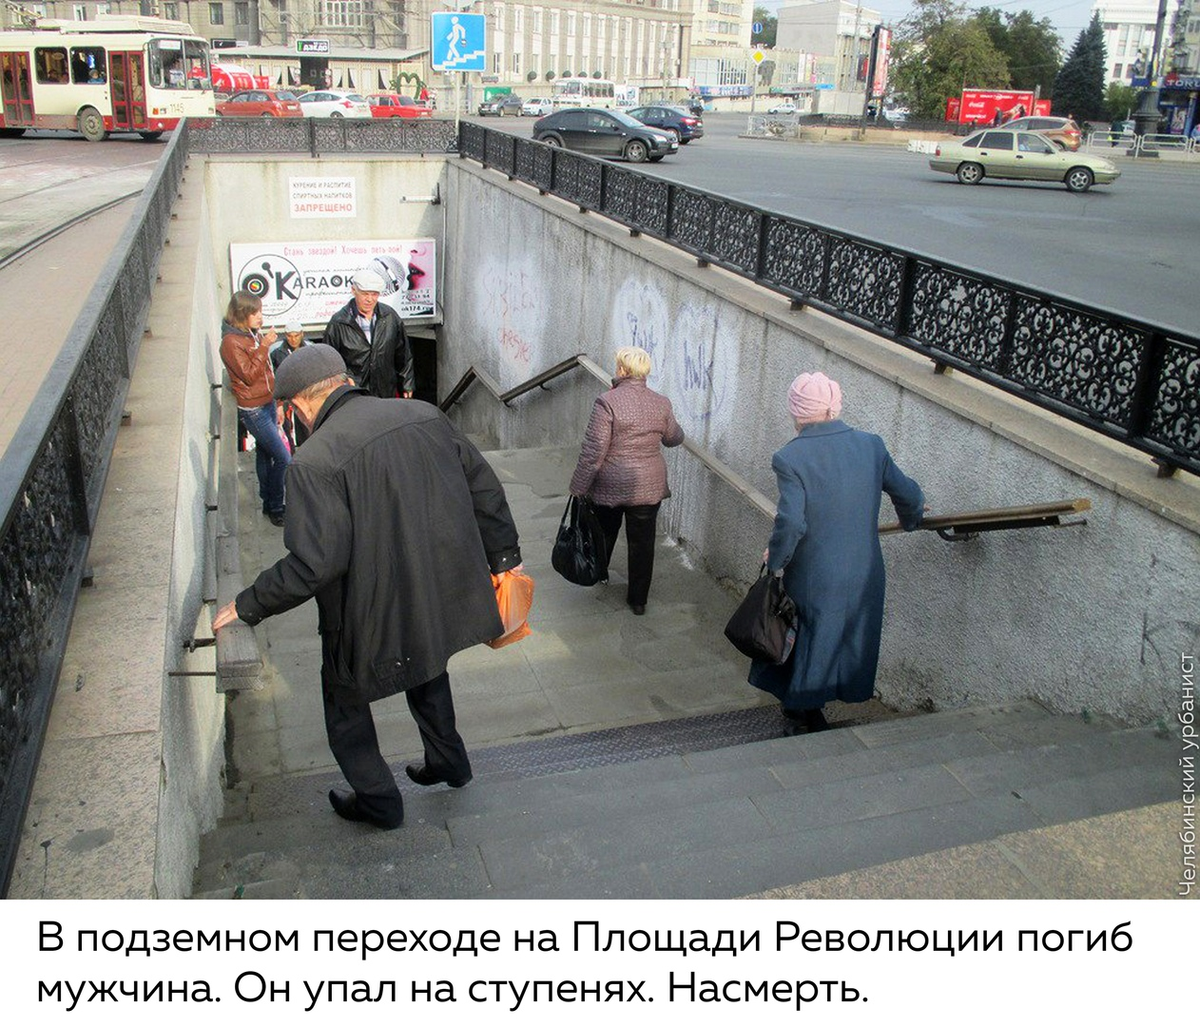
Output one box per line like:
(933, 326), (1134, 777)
(109, 51), (148, 131)
(1, 52), (35, 126)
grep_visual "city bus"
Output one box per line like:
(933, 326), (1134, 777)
(551, 77), (616, 109)
(0, 15), (215, 141)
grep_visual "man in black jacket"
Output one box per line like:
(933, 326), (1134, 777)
(322, 268), (415, 399)
(212, 346), (522, 830)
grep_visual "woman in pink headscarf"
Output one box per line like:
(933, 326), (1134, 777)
(748, 372), (924, 732)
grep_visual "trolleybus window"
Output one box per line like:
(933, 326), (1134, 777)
(71, 47), (107, 84)
(34, 47), (69, 84)
(147, 37), (208, 89)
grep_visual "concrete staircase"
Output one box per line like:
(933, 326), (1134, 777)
(193, 699), (1176, 899)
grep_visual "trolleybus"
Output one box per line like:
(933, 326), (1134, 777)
(551, 77), (616, 109)
(0, 15), (215, 141)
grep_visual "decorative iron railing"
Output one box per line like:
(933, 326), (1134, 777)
(460, 122), (1199, 479)
(187, 115), (460, 156)
(0, 122), (189, 895)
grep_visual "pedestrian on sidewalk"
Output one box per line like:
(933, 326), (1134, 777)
(219, 290), (290, 527)
(321, 268), (414, 399)
(568, 346), (684, 616)
(212, 345), (523, 831)
(748, 372), (924, 733)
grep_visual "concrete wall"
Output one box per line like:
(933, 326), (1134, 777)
(202, 156), (448, 317)
(440, 160), (1200, 725)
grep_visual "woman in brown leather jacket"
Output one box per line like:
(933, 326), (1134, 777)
(219, 290), (291, 525)
(569, 346), (684, 615)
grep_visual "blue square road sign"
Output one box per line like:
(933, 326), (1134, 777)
(431, 12), (487, 72)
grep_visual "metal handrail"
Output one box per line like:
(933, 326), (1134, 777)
(460, 122), (1199, 479)
(440, 354), (777, 520)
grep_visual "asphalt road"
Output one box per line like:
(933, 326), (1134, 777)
(0, 131), (161, 260)
(481, 112), (1200, 336)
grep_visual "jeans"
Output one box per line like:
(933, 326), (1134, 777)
(238, 402), (290, 515)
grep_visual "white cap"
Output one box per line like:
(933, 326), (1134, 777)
(352, 268), (386, 292)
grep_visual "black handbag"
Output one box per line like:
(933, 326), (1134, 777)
(724, 566), (798, 664)
(551, 496), (609, 587)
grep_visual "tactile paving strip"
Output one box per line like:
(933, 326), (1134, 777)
(466, 705), (795, 782)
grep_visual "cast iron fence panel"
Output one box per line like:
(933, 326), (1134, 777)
(484, 129), (516, 174)
(0, 118), (188, 895)
(464, 125), (1198, 476)
(189, 116), (459, 156)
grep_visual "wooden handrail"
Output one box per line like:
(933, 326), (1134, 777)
(879, 499), (1091, 537)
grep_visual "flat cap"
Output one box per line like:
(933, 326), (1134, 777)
(352, 268), (386, 292)
(273, 343), (346, 401)
(284, 320), (304, 334)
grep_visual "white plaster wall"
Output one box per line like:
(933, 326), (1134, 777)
(441, 161), (1200, 724)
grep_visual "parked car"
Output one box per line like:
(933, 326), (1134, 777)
(216, 89), (302, 118)
(767, 101), (797, 115)
(533, 108), (678, 163)
(626, 104), (704, 143)
(1002, 115), (1082, 151)
(478, 94), (524, 116)
(296, 90), (373, 119)
(366, 92), (432, 118)
(522, 97), (554, 117)
(929, 128), (1119, 192)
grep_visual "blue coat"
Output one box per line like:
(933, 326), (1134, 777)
(748, 420), (923, 709)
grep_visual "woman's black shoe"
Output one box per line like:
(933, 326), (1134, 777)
(267, 509), (286, 527)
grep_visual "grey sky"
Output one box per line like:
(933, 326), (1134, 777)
(753, 0), (1100, 46)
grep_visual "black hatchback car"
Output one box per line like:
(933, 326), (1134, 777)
(532, 108), (678, 163)
(627, 104), (704, 143)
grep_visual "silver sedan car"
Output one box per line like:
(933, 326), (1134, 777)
(929, 128), (1120, 193)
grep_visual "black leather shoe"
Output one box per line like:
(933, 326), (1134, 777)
(628, 602), (646, 616)
(267, 509), (286, 527)
(327, 789), (403, 830)
(405, 763), (471, 789)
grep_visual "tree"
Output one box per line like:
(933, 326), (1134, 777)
(752, 6), (777, 47)
(892, 0), (1010, 120)
(1104, 81), (1138, 120)
(976, 8), (1061, 95)
(1052, 13), (1107, 121)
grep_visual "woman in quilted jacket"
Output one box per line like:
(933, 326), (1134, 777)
(568, 347), (684, 615)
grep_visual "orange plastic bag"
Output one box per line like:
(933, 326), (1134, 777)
(487, 569), (534, 649)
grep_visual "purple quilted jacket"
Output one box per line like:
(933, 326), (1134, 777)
(569, 376), (685, 507)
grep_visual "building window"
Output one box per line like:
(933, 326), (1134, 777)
(96, 2), (109, 13)
(163, 2), (178, 18)
(73, 4), (87, 19)
(321, 1), (365, 28)
(511, 51), (521, 75)
(235, 2), (249, 26)
(210, 3), (225, 26)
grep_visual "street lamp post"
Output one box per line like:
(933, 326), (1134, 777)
(1130, 0), (1171, 156)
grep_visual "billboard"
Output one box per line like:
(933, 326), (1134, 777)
(229, 239), (437, 326)
(947, 89), (1052, 124)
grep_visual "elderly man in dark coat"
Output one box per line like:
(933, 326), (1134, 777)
(213, 345), (522, 830)
(322, 267), (415, 399)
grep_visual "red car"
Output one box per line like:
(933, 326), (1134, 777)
(216, 89), (303, 118)
(366, 93), (432, 119)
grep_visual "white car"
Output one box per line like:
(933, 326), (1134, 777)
(296, 90), (373, 119)
(767, 101), (797, 115)
(522, 97), (554, 117)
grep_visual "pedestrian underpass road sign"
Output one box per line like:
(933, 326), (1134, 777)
(431, 12), (486, 71)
